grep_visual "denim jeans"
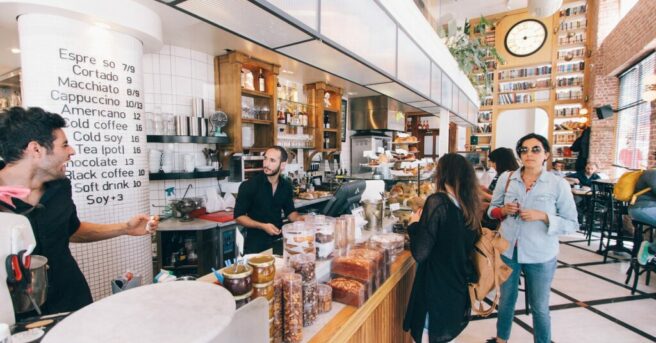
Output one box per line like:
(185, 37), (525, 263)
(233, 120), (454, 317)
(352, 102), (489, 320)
(496, 248), (557, 343)
(629, 205), (656, 227)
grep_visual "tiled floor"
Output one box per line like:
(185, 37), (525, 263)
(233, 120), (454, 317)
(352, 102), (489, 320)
(458, 232), (656, 342)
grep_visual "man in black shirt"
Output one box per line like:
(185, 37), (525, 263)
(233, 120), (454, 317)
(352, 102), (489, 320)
(234, 146), (304, 253)
(0, 107), (158, 315)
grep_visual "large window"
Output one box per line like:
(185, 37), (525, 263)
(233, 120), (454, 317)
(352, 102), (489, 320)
(615, 52), (654, 170)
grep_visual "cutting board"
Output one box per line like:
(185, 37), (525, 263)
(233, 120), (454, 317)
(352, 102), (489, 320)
(198, 211), (234, 223)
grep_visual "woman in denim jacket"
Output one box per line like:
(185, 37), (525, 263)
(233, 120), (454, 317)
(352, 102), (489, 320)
(486, 133), (578, 343)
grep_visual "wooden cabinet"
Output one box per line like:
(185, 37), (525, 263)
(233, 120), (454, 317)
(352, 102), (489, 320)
(304, 82), (344, 153)
(216, 51), (280, 153)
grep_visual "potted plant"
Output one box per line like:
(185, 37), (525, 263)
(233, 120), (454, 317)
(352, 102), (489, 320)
(441, 16), (504, 98)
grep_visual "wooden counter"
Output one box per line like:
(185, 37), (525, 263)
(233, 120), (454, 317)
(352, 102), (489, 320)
(308, 250), (416, 343)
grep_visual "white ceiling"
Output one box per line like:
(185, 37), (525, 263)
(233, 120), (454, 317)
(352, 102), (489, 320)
(436, 0), (528, 23)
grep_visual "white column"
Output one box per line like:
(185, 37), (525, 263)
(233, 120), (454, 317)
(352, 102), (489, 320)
(439, 108), (450, 157)
(14, 2), (161, 301)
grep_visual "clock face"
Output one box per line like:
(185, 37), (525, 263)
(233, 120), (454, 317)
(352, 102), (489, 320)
(504, 19), (547, 57)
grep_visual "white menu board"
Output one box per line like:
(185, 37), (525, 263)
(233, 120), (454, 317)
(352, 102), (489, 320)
(18, 13), (148, 221)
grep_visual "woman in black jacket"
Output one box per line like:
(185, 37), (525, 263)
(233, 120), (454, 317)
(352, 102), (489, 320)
(404, 153), (481, 342)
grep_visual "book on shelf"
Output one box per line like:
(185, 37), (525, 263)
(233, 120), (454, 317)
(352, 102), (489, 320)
(499, 79), (551, 91)
(499, 65), (552, 80)
(557, 61), (585, 73)
(560, 4), (586, 17)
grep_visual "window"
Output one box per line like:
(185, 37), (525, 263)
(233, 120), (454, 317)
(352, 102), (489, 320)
(615, 52), (654, 170)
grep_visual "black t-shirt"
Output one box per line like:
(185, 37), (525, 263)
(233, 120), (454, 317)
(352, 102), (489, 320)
(4, 178), (93, 315)
(566, 171), (600, 187)
(234, 172), (295, 253)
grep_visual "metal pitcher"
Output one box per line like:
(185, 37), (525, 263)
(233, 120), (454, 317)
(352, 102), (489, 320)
(10, 255), (48, 314)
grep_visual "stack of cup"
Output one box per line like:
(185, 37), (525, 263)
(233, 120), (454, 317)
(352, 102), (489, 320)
(149, 149), (162, 173)
(161, 150), (174, 173)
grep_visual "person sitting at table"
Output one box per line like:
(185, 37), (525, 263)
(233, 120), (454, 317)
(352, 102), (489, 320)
(630, 168), (656, 265)
(566, 162), (601, 187)
(551, 160), (567, 178)
(234, 146), (305, 254)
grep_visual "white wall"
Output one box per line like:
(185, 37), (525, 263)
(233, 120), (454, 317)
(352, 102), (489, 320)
(143, 45), (223, 212)
(495, 108), (549, 150)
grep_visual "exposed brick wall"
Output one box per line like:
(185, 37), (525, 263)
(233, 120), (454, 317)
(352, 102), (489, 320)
(589, 0), (656, 175)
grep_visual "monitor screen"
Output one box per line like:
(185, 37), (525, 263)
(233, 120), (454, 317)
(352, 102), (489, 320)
(321, 180), (366, 217)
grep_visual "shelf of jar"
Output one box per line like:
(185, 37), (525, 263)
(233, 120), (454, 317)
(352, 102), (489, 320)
(241, 88), (272, 98)
(149, 170), (229, 181)
(277, 122), (313, 129)
(146, 135), (230, 144)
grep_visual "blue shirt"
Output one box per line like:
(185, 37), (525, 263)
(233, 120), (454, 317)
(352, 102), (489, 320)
(488, 169), (578, 263)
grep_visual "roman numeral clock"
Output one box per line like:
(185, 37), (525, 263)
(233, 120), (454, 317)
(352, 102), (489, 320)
(504, 19), (548, 57)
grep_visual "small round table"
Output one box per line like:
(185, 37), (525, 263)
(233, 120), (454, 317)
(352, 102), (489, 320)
(43, 281), (235, 343)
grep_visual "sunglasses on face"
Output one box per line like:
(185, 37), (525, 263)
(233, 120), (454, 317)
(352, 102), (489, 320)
(518, 146), (543, 155)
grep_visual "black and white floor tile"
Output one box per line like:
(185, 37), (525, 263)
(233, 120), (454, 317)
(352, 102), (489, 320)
(458, 232), (656, 342)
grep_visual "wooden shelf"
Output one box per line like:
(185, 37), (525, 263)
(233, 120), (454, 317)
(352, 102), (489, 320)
(241, 88), (272, 98)
(242, 118), (273, 125)
(323, 107), (340, 113)
(498, 74), (552, 82)
(149, 170), (229, 181)
(496, 101), (551, 110)
(498, 87), (552, 94)
(553, 130), (580, 134)
(473, 133), (492, 136)
(146, 135), (230, 144)
(554, 115), (588, 120)
(323, 128), (339, 133)
(559, 13), (587, 20)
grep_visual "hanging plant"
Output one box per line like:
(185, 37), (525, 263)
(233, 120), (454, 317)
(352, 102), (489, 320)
(441, 16), (504, 99)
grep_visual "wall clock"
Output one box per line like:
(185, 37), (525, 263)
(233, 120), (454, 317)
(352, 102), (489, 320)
(504, 19), (547, 57)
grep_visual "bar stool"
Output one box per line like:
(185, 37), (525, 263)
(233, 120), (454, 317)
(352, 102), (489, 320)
(602, 199), (633, 263)
(587, 181), (610, 247)
(626, 219), (656, 295)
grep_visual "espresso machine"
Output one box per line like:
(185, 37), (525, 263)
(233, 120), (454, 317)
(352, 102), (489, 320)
(1, 212), (37, 326)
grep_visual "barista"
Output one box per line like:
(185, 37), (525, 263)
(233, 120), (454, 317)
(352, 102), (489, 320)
(234, 146), (304, 253)
(0, 107), (158, 315)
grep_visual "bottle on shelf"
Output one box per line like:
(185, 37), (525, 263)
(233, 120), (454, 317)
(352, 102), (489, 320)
(258, 69), (265, 92)
(285, 105), (293, 124)
(277, 81), (282, 98)
(324, 133), (330, 149)
(324, 114), (330, 129)
(277, 104), (285, 124)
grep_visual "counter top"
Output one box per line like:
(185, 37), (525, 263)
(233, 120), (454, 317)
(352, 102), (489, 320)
(157, 218), (220, 231)
(158, 197), (330, 231)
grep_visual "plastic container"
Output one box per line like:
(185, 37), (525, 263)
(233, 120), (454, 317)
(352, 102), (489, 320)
(334, 217), (348, 256)
(313, 216), (335, 260)
(331, 256), (376, 282)
(219, 264), (253, 297)
(328, 277), (366, 307)
(248, 255), (276, 284)
(252, 280), (274, 301)
(272, 277), (283, 343)
(370, 233), (405, 261)
(282, 273), (303, 343)
(289, 253), (316, 283)
(283, 221), (315, 263)
(348, 247), (386, 290)
(340, 214), (357, 246)
(302, 280), (318, 327)
(317, 284), (333, 313)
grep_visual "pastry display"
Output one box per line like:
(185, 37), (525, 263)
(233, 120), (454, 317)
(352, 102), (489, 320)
(297, 191), (332, 200)
(289, 253), (316, 283)
(283, 222), (315, 262)
(370, 233), (405, 261)
(328, 277), (366, 307)
(348, 247), (386, 289)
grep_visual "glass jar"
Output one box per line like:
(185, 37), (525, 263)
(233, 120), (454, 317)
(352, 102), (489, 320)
(252, 280), (274, 301)
(289, 253), (316, 283)
(282, 273), (303, 343)
(340, 214), (358, 245)
(220, 264), (253, 297)
(317, 284), (332, 313)
(334, 218), (348, 256)
(234, 289), (252, 309)
(312, 216), (335, 260)
(272, 276), (283, 343)
(282, 221), (315, 264)
(302, 280), (317, 327)
(248, 255), (276, 284)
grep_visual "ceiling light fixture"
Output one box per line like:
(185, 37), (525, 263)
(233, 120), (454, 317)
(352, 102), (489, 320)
(10, 48), (20, 54)
(281, 69), (294, 74)
(528, 0), (563, 18)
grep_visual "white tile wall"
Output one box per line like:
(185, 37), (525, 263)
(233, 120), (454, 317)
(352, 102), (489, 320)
(143, 45), (224, 216)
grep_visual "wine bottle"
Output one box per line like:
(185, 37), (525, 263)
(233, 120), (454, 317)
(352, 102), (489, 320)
(258, 69), (265, 92)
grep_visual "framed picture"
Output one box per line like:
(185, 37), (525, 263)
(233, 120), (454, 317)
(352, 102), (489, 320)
(341, 99), (347, 142)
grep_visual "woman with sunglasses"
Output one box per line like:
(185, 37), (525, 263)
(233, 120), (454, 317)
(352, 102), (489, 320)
(486, 133), (578, 343)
